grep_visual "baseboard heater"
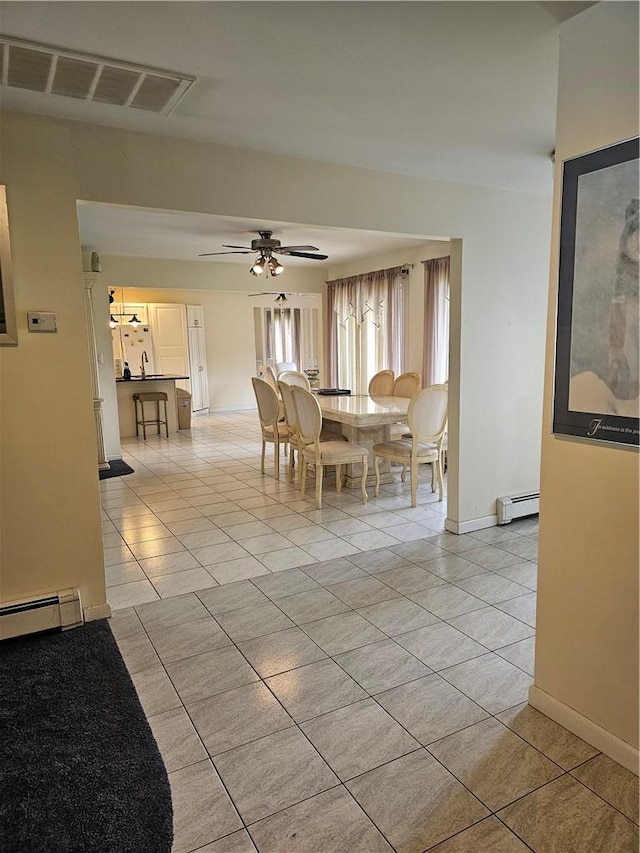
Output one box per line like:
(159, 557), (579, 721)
(0, 588), (83, 641)
(496, 492), (540, 525)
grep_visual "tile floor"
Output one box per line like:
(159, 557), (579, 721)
(103, 411), (639, 853)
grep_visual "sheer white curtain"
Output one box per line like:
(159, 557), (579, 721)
(326, 266), (405, 393)
(423, 257), (450, 386)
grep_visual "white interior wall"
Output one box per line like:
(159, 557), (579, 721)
(0, 110), (550, 612)
(532, 1), (639, 769)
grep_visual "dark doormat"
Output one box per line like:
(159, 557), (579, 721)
(99, 459), (135, 480)
(0, 620), (173, 853)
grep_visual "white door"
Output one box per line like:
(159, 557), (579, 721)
(148, 303), (190, 391)
(188, 326), (210, 412)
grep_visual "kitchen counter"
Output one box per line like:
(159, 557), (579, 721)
(115, 375), (189, 438)
(116, 374), (189, 383)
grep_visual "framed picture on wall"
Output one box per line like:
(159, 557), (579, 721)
(553, 136), (639, 447)
(0, 185), (18, 346)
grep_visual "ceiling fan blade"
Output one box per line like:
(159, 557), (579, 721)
(281, 251), (329, 260)
(222, 244), (252, 249)
(198, 250), (252, 256)
(278, 244), (319, 252)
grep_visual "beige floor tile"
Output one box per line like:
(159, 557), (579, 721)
(326, 576), (399, 608)
(214, 600), (294, 641)
(170, 760), (242, 853)
(346, 749), (488, 853)
(146, 616), (231, 663)
(302, 538), (361, 561)
(147, 706), (207, 772)
(138, 550), (203, 578)
(440, 652), (532, 714)
(152, 567), (218, 598)
(214, 727), (338, 824)
(300, 698), (419, 780)
(257, 546), (319, 571)
(454, 572), (531, 604)
(252, 567), (321, 599)
(189, 681), (293, 755)
(428, 717), (561, 811)
(197, 580), (269, 615)
(571, 754), (639, 824)
(496, 703), (598, 771)
(276, 588), (351, 623)
(107, 607), (144, 641)
(429, 816), (530, 852)
(265, 657), (366, 722)
(499, 774), (639, 852)
(374, 564), (446, 594)
(496, 592), (537, 627)
(357, 596), (440, 636)
(377, 674), (488, 744)
(447, 606), (534, 650)
(334, 638), (432, 694)
(395, 621), (487, 671)
(495, 636), (535, 675)
(166, 645), (259, 704)
(409, 583), (486, 619)
(196, 830), (257, 853)
(129, 665), (182, 717)
(206, 556), (271, 584)
(301, 611), (387, 655)
(248, 786), (392, 852)
(237, 626), (327, 678)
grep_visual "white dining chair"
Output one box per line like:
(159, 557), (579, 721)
(291, 385), (369, 509)
(373, 384), (448, 506)
(392, 371), (422, 397)
(251, 376), (292, 480)
(278, 370), (310, 390)
(368, 369), (395, 396)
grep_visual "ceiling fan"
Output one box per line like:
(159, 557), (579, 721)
(248, 291), (316, 304)
(198, 230), (328, 277)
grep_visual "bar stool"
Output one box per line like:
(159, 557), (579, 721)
(133, 392), (169, 439)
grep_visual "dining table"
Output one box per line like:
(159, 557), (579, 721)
(316, 393), (410, 489)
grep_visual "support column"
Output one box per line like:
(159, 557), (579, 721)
(83, 273), (110, 471)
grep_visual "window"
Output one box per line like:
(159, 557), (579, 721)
(326, 266), (405, 393)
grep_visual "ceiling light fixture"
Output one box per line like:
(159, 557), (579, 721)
(108, 289), (142, 327)
(268, 257), (284, 277)
(249, 249), (285, 278)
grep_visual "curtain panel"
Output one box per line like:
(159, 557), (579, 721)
(423, 256), (450, 386)
(326, 266), (405, 393)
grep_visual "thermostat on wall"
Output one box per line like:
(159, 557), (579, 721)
(27, 312), (58, 332)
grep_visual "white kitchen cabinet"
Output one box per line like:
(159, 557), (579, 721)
(187, 304), (205, 328)
(187, 305), (209, 412)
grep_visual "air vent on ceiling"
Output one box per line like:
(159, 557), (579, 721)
(0, 35), (196, 116)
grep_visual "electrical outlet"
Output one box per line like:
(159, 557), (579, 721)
(27, 312), (58, 332)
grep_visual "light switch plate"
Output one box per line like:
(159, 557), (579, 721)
(27, 312), (57, 332)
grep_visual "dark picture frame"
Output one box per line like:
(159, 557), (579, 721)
(553, 137), (639, 448)
(0, 185), (18, 346)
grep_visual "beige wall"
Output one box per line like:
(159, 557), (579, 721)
(0, 109), (550, 613)
(533, 1), (639, 765)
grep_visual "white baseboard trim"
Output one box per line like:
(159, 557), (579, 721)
(84, 603), (112, 622)
(106, 454), (122, 462)
(445, 514), (497, 535)
(529, 685), (639, 775)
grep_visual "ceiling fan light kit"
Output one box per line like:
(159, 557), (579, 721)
(198, 230), (328, 276)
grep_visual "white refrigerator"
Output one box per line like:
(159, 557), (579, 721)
(116, 325), (155, 376)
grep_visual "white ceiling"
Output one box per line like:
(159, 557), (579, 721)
(1, 1), (595, 265)
(76, 202), (438, 266)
